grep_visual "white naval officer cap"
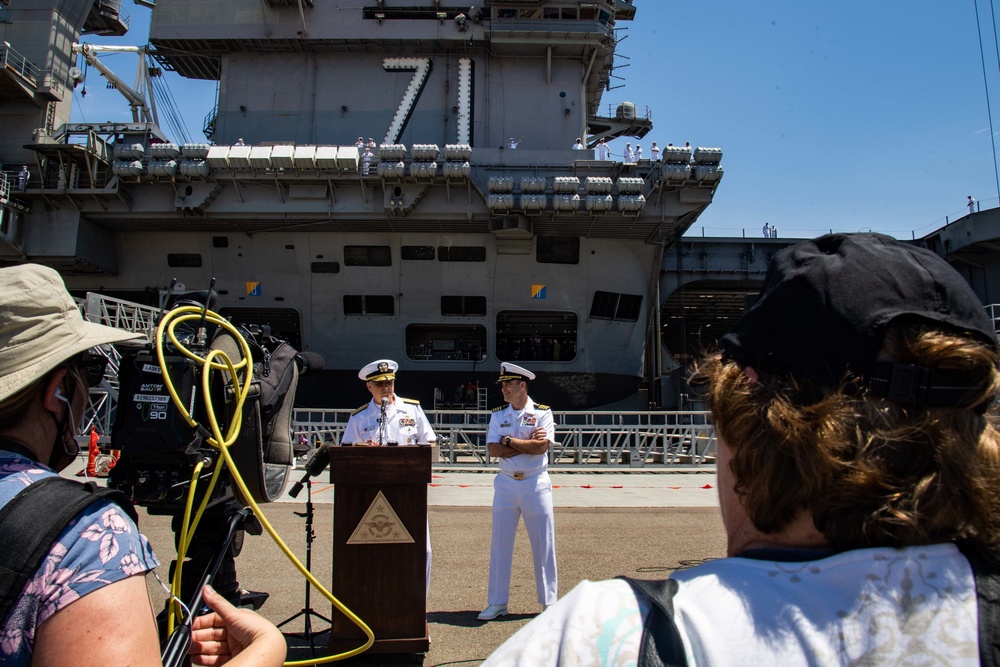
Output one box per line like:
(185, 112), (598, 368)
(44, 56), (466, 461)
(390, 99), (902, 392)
(497, 362), (534, 382)
(359, 358), (398, 382)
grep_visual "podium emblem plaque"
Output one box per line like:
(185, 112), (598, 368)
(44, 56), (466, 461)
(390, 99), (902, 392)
(347, 491), (415, 544)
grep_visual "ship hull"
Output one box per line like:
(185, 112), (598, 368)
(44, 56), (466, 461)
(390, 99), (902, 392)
(62, 229), (657, 410)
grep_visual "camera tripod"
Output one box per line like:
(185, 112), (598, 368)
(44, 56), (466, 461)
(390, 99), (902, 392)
(277, 477), (332, 654)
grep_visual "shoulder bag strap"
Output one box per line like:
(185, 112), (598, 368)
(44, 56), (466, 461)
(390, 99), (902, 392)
(618, 576), (688, 667)
(0, 477), (137, 624)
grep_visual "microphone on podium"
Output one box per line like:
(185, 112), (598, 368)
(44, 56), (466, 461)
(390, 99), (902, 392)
(288, 444), (332, 498)
(378, 397), (389, 445)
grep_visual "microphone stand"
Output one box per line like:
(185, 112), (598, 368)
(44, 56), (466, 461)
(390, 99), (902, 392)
(378, 397), (388, 446)
(278, 446), (333, 654)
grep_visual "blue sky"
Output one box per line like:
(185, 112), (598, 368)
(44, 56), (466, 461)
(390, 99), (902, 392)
(73, 2), (1000, 240)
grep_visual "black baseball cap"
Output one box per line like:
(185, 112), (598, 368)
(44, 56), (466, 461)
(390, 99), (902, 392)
(721, 233), (998, 395)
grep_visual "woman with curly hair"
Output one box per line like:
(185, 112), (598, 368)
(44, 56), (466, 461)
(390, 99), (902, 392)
(485, 233), (1000, 666)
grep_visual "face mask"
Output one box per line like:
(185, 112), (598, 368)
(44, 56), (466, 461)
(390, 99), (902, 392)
(48, 374), (83, 471)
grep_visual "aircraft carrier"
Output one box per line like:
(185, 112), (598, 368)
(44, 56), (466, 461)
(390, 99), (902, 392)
(0, 0), (723, 411)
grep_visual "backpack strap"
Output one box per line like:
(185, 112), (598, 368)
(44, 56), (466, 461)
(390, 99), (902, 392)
(618, 577), (688, 667)
(0, 477), (137, 625)
(956, 542), (1000, 667)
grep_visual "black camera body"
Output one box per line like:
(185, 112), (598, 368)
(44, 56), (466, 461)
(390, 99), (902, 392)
(109, 348), (228, 512)
(109, 320), (299, 514)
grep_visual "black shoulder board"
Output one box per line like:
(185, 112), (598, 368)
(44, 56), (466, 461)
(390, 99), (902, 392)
(492, 403), (509, 412)
(534, 403), (550, 410)
(351, 404), (368, 415)
(401, 397), (420, 405)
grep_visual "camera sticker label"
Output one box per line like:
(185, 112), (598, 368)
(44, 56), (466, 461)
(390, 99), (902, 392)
(132, 393), (170, 404)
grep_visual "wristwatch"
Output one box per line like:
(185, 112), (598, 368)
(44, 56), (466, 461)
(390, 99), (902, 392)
(503, 435), (513, 447)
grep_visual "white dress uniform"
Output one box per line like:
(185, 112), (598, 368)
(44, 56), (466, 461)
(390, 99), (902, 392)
(485, 395), (558, 606)
(341, 395), (436, 446)
(341, 359), (437, 596)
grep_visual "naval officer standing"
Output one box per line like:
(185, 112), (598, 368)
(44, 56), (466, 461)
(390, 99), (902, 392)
(478, 363), (558, 621)
(341, 359), (436, 596)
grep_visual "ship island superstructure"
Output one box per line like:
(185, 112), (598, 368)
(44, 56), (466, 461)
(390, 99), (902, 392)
(0, 0), (723, 410)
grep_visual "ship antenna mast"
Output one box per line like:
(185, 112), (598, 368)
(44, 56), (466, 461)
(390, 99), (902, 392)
(974, 0), (1000, 206)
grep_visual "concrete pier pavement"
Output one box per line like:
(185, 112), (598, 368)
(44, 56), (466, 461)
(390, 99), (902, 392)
(286, 466), (721, 508)
(69, 461), (725, 665)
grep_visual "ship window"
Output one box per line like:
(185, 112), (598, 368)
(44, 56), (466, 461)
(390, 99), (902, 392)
(212, 236), (229, 248)
(496, 310), (577, 362)
(167, 253), (202, 268)
(344, 245), (392, 266)
(590, 291), (643, 322)
(311, 262), (340, 274)
(438, 246), (486, 262)
(543, 7), (578, 19)
(344, 295), (395, 315)
(441, 295), (487, 316)
(536, 237), (580, 264)
(406, 324), (487, 361)
(218, 307), (303, 349)
(495, 7), (542, 19)
(402, 246), (435, 260)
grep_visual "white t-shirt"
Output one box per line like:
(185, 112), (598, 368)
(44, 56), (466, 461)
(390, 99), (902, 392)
(484, 543), (978, 666)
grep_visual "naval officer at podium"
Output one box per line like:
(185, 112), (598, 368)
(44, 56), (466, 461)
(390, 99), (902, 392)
(341, 359), (436, 595)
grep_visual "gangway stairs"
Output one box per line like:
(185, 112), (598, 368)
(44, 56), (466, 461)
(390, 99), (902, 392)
(74, 293), (157, 441)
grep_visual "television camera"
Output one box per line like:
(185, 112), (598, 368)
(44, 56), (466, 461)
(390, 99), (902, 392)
(107, 288), (322, 656)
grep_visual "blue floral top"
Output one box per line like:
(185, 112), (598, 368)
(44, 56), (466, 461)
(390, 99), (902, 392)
(0, 451), (159, 665)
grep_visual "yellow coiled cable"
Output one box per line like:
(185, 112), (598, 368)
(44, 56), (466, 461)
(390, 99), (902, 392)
(155, 305), (375, 665)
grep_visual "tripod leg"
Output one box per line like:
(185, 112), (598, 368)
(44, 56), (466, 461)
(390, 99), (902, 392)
(277, 479), (331, 653)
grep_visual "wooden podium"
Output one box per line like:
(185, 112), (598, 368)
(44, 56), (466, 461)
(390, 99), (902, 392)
(326, 446), (432, 655)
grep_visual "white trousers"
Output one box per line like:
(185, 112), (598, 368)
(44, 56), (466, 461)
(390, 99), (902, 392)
(487, 471), (558, 605)
(426, 519), (432, 598)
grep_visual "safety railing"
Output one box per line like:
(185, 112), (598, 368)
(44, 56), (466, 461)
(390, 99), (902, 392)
(0, 43), (39, 86)
(292, 408), (716, 468)
(987, 304), (1000, 336)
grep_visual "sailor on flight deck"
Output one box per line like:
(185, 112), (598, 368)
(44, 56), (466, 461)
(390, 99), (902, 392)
(478, 362), (558, 621)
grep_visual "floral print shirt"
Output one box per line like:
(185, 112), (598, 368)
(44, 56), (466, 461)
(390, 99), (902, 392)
(0, 451), (159, 665)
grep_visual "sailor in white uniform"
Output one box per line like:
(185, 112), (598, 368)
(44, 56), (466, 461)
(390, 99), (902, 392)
(478, 363), (557, 621)
(341, 359), (436, 446)
(596, 139), (610, 161)
(341, 359), (436, 595)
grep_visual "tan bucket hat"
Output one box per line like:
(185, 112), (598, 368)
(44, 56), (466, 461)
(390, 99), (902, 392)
(0, 264), (142, 402)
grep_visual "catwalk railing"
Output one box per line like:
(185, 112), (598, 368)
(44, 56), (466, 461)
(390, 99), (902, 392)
(292, 409), (716, 467)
